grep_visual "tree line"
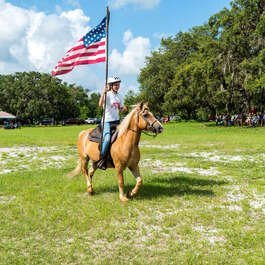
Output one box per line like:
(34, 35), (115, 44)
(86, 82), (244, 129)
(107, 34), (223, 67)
(1, 0), (264, 122)
(0, 72), (102, 123)
(125, 0), (265, 119)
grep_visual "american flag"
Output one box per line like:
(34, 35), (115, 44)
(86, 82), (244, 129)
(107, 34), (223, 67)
(52, 16), (107, 76)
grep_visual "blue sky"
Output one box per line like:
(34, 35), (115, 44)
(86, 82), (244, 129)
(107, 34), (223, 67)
(0, 0), (231, 96)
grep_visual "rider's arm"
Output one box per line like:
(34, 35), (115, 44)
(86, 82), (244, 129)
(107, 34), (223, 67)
(99, 85), (109, 107)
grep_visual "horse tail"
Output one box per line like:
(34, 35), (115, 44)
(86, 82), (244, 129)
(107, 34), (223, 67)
(67, 158), (82, 179)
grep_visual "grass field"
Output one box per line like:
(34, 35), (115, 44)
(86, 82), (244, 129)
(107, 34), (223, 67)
(0, 123), (264, 264)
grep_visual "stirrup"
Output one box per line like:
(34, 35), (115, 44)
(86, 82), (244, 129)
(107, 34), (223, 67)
(97, 157), (107, 170)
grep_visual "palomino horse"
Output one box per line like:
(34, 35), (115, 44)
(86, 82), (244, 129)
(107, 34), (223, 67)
(68, 102), (163, 202)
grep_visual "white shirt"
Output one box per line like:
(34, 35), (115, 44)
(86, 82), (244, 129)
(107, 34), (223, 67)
(104, 91), (124, 122)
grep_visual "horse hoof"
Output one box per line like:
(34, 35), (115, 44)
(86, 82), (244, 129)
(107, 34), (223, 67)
(126, 191), (133, 199)
(120, 195), (129, 202)
(87, 190), (94, 196)
(87, 186), (94, 195)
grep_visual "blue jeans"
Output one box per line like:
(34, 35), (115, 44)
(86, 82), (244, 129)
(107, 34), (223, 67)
(100, 120), (119, 157)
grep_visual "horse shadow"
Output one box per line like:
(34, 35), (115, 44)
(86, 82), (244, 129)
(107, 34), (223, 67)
(151, 175), (227, 186)
(96, 174), (228, 200)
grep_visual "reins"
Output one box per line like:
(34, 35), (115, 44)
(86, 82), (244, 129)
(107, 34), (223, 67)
(128, 128), (139, 134)
(142, 130), (157, 137)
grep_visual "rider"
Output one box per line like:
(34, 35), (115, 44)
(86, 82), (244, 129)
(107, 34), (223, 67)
(98, 76), (127, 169)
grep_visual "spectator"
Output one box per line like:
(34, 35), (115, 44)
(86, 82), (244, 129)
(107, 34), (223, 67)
(216, 114), (223, 126)
(223, 113), (227, 126)
(251, 114), (259, 127)
(245, 113), (252, 127)
(231, 114), (238, 126)
(226, 113), (231, 126)
(236, 113), (243, 126)
(258, 112), (264, 126)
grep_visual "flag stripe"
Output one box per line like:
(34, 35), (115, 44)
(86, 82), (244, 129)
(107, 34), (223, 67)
(54, 55), (106, 69)
(55, 57), (106, 70)
(65, 44), (105, 58)
(69, 39), (105, 52)
(60, 51), (106, 65)
(62, 48), (105, 62)
(52, 58), (106, 76)
(54, 52), (105, 69)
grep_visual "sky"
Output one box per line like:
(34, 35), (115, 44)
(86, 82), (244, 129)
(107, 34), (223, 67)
(0, 0), (232, 96)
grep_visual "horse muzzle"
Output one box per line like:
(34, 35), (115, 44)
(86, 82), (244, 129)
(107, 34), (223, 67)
(150, 121), (163, 134)
(155, 124), (163, 134)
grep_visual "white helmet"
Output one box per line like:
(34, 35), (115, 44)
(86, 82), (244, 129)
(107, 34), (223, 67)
(108, 76), (121, 84)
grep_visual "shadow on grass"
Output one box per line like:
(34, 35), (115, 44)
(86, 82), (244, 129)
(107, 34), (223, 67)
(92, 174), (226, 200)
(94, 183), (215, 200)
(135, 184), (215, 200)
(203, 123), (220, 127)
(151, 175), (228, 186)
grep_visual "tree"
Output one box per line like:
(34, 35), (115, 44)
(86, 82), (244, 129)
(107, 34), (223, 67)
(0, 72), (90, 122)
(137, 0), (265, 118)
(124, 90), (139, 111)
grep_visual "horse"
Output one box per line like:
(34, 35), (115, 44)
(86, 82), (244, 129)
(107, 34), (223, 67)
(68, 102), (163, 202)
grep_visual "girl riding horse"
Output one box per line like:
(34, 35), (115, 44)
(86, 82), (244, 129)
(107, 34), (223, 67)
(68, 102), (163, 202)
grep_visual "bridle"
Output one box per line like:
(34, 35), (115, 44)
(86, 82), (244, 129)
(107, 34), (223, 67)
(128, 109), (159, 137)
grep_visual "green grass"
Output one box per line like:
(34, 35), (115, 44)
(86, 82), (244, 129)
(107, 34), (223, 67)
(0, 123), (264, 264)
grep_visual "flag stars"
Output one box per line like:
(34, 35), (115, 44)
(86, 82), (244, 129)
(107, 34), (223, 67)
(82, 16), (106, 47)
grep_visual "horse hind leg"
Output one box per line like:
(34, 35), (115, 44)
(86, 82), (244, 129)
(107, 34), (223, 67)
(128, 166), (142, 198)
(86, 162), (97, 195)
(80, 156), (92, 195)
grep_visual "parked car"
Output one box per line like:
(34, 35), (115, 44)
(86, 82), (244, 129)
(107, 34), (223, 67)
(169, 116), (182, 122)
(85, 118), (101, 124)
(63, 118), (87, 125)
(86, 118), (97, 124)
(36, 118), (54, 125)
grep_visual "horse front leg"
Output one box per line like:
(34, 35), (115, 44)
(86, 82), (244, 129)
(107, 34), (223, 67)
(115, 166), (128, 202)
(128, 166), (142, 198)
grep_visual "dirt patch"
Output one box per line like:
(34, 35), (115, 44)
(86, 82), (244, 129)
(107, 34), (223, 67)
(0, 146), (74, 174)
(193, 225), (225, 245)
(0, 195), (16, 204)
(140, 144), (180, 149)
(141, 159), (220, 176)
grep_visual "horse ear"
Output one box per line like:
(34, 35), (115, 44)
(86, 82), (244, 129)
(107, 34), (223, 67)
(144, 102), (149, 107)
(137, 102), (144, 110)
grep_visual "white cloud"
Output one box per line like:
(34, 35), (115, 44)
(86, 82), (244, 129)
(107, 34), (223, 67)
(110, 30), (151, 75)
(128, 84), (140, 93)
(62, 66), (103, 92)
(0, 0), (90, 74)
(153, 32), (173, 40)
(0, 1), (28, 43)
(63, 0), (80, 8)
(60, 9), (90, 40)
(110, 0), (160, 9)
(123, 30), (133, 43)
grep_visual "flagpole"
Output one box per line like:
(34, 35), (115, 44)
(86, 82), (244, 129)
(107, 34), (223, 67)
(100, 6), (110, 156)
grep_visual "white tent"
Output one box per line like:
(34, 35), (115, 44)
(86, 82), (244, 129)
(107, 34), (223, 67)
(0, 111), (16, 119)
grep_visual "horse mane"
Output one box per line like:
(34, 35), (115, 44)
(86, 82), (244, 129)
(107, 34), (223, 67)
(117, 106), (138, 138)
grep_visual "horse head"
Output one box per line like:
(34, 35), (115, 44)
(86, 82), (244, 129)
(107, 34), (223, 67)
(136, 102), (163, 134)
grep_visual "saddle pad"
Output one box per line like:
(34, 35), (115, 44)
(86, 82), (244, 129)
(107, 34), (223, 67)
(88, 125), (101, 143)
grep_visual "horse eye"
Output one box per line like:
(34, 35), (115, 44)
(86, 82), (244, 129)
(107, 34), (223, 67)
(143, 113), (149, 118)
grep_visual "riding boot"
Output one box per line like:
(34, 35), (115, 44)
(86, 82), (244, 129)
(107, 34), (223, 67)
(97, 155), (107, 170)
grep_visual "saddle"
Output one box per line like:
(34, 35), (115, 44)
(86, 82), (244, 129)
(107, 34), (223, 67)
(88, 124), (119, 145)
